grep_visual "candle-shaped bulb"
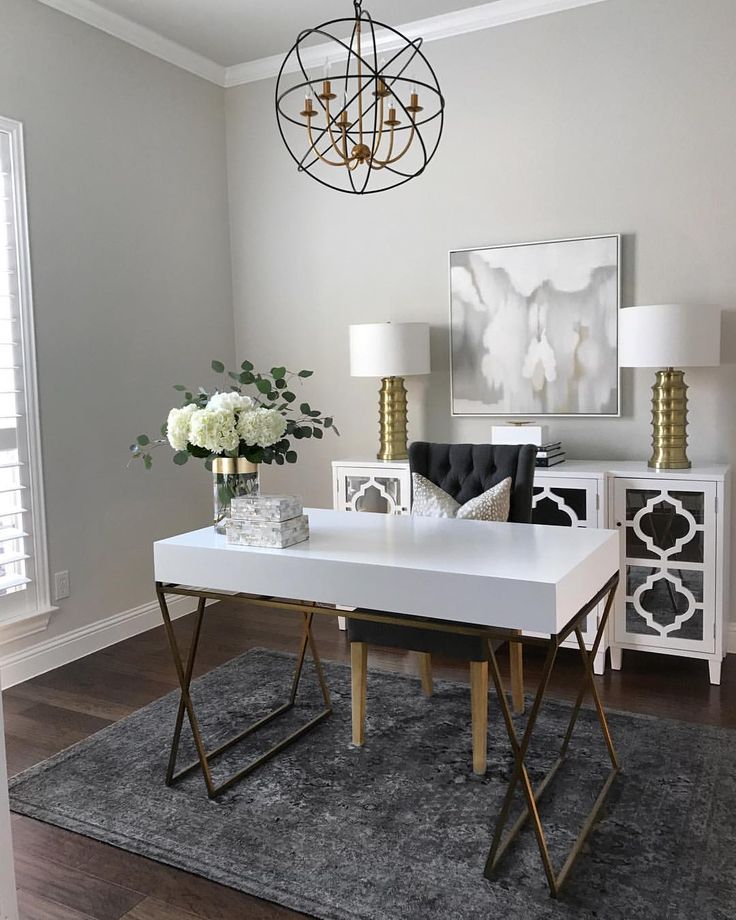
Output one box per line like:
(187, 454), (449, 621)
(323, 58), (332, 78)
(340, 91), (349, 126)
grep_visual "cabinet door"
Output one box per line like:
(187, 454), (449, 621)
(532, 476), (599, 528)
(613, 478), (716, 653)
(335, 466), (409, 515)
(533, 476), (601, 648)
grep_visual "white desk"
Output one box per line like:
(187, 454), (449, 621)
(155, 508), (618, 634)
(154, 508), (621, 898)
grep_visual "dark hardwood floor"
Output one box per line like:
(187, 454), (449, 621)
(3, 601), (736, 919)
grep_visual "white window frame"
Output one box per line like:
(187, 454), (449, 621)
(0, 116), (52, 635)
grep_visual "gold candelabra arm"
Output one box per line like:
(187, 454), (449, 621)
(306, 119), (352, 167)
(373, 116), (416, 167)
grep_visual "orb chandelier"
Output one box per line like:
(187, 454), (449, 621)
(275, 0), (445, 195)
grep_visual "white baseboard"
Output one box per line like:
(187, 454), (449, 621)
(0, 594), (201, 689)
(729, 623), (736, 655)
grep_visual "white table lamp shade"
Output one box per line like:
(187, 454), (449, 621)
(619, 304), (721, 368)
(349, 322), (431, 377)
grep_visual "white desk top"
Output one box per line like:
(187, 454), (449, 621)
(154, 508), (618, 634)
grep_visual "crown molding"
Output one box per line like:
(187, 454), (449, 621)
(224, 0), (610, 87)
(36, 0), (227, 85)
(35, 0), (610, 90)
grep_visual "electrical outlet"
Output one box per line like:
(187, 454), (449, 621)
(54, 570), (70, 600)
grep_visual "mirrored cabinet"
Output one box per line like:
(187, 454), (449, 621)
(611, 473), (727, 683)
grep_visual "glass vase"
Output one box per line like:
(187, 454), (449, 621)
(212, 458), (259, 534)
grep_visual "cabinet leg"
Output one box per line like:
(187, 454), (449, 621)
(610, 646), (622, 671)
(708, 658), (722, 686)
(593, 650), (606, 676)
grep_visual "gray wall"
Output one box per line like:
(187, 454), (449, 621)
(226, 0), (736, 530)
(0, 0), (235, 656)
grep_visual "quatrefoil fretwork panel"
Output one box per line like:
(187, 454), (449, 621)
(626, 490), (704, 562)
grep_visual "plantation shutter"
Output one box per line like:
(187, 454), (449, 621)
(0, 119), (49, 619)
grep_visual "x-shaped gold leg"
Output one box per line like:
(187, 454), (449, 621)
(156, 585), (332, 799)
(484, 576), (620, 897)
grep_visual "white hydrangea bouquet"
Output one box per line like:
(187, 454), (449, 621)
(130, 359), (338, 469)
(129, 359), (338, 529)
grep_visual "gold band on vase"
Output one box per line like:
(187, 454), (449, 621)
(211, 458), (259, 475)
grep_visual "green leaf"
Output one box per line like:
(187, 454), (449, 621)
(143, 454), (153, 470)
(275, 378), (287, 389)
(136, 434), (150, 446)
(313, 427), (323, 439)
(323, 417), (333, 428)
(204, 458), (213, 472)
(293, 429), (303, 439)
(300, 403), (311, 414)
(271, 366), (287, 379)
(160, 424), (167, 437)
(286, 451), (298, 463)
(309, 410), (321, 418)
(298, 370), (314, 378)
(173, 384), (186, 392)
(173, 451), (189, 465)
(228, 371), (241, 381)
(241, 360), (254, 372)
(211, 360), (225, 373)
(240, 371), (255, 385)
(188, 443), (210, 459)
(300, 426), (312, 439)
(268, 391), (279, 401)
(255, 379), (272, 394)
(282, 391), (296, 403)
(332, 426), (341, 436)
(275, 454), (285, 465)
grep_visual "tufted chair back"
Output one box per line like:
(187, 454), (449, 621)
(409, 442), (537, 523)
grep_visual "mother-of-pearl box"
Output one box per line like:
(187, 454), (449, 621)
(226, 514), (310, 549)
(230, 494), (303, 523)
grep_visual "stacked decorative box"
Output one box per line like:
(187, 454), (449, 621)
(226, 495), (309, 548)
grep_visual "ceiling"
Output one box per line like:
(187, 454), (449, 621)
(86, 0), (496, 67)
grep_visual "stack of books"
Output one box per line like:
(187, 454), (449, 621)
(535, 442), (565, 468)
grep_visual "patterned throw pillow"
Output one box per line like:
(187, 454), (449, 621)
(411, 473), (511, 522)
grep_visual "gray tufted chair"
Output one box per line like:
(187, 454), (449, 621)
(347, 442), (537, 774)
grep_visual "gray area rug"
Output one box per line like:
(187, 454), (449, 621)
(9, 648), (736, 919)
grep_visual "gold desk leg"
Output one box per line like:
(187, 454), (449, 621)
(165, 596), (206, 786)
(157, 587), (332, 799)
(483, 578), (620, 898)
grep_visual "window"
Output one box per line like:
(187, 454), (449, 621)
(0, 117), (50, 623)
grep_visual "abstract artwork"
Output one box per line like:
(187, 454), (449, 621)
(449, 235), (620, 416)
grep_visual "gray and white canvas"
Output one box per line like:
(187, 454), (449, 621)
(450, 236), (619, 416)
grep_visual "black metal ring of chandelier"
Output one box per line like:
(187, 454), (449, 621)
(275, 1), (445, 195)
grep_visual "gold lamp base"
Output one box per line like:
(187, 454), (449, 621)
(378, 376), (408, 461)
(648, 367), (691, 470)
